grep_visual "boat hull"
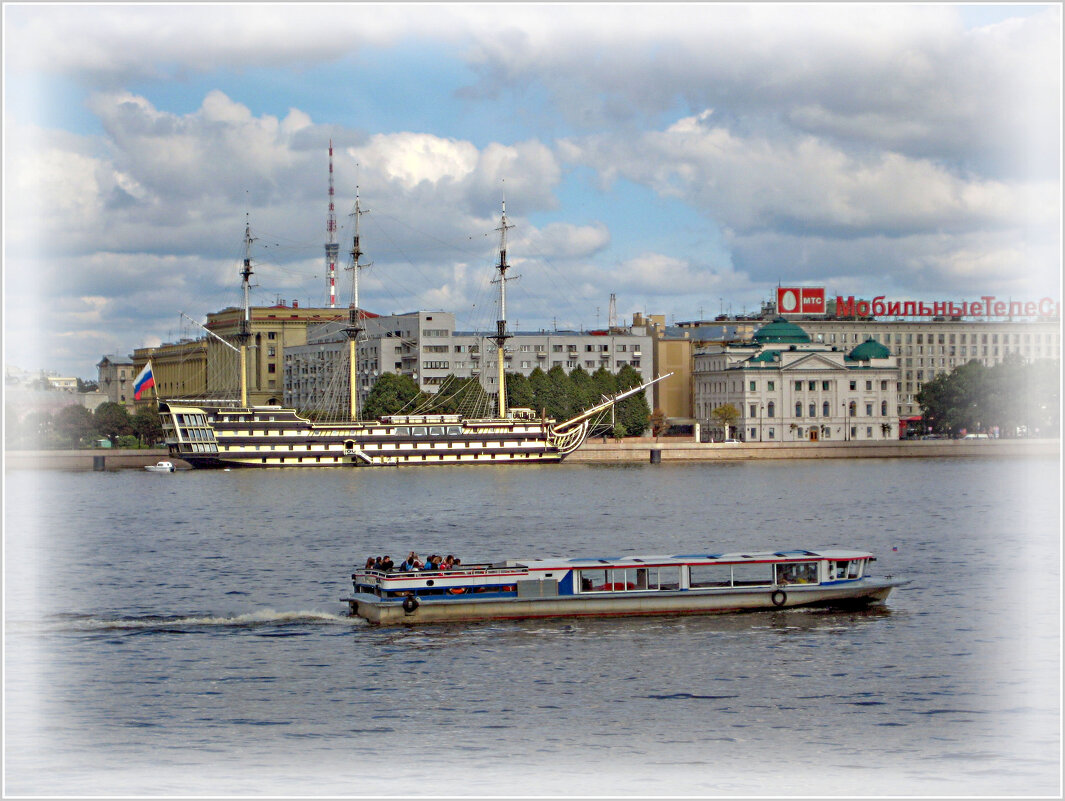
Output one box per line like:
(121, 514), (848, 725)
(346, 578), (901, 626)
(158, 401), (589, 469)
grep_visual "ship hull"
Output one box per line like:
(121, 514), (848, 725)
(158, 401), (588, 468)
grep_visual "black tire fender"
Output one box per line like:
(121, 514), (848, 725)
(402, 595), (419, 614)
(771, 589), (787, 607)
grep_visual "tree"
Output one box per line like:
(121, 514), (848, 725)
(77, 377), (99, 393)
(649, 407), (668, 439)
(362, 373), (426, 420)
(916, 356), (1060, 438)
(568, 366), (598, 414)
(614, 364), (650, 437)
(54, 404), (96, 447)
(132, 404), (165, 446)
(527, 367), (551, 417)
(505, 372), (535, 411)
(710, 403), (740, 440)
(94, 402), (134, 445)
(542, 365), (573, 421)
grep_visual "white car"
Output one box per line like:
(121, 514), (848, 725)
(962, 433), (989, 439)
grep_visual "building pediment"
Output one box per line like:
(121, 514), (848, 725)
(776, 352), (847, 371)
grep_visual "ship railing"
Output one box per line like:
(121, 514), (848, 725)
(355, 564), (518, 579)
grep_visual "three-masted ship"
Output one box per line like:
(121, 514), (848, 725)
(158, 201), (664, 469)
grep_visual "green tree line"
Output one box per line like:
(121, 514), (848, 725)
(363, 364), (651, 437)
(916, 355), (1059, 438)
(5, 402), (164, 450)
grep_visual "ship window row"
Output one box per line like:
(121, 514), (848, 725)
(393, 426), (464, 436)
(181, 427), (215, 442)
(176, 413), (208, 427)
(579, 560), (858, 592)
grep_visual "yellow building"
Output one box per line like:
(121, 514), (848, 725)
(136, 303), (346, 407)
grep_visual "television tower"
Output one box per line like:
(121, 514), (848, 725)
(324, 140), (339, 308)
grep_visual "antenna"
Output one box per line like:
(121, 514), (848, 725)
(325, 140), (339, 308)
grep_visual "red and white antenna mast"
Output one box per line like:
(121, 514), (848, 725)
(325, 140), (339, 308)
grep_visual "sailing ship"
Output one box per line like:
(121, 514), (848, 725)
(157, 200), (666, 468)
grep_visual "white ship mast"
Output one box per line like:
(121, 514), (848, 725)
(237, 215), (254, 407)
(491, 201), (514, 418)
(344, 190), (369, 419)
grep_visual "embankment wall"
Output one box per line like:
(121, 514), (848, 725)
(4, 439), (1059, 470)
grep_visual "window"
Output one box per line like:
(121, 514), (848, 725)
(795, 380), (803, 391)
(731, 562), (773, 586)
(768, 427), (775, 439)
(849, 401), (857, 416)
(795, 402), (802, 418)
(767, 381), (775, 391)
(776, 562), (818, 585)
(808, 380), (816, 390)
(809, 403), (816, 417)
(750, 380), (756, 391)
(822, 381), (830, 391)
(866, 380), (872, 390)
(689, 564), (732, 588)
(580, 567), (677, 592)
(849, 380), (857, 390)
(750, 404), (757, 417)
(880, 380), (887, 390)
(822, 401), (830, 416)
(866, 426), (873, 438)
(767, 401), (775, 418)
(881, 400), (888, 416)
(866, 403), (873, 416)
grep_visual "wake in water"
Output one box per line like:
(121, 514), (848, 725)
(30, 609), (365, 632)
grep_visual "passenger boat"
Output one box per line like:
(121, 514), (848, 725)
(344, 548), (905, 625)
(144, 460), (176, 472)
(157, 200), (665, 469)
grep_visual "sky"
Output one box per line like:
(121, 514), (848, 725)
(3, 2), (1061, 378)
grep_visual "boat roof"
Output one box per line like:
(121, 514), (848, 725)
(504, 549), (875, 569)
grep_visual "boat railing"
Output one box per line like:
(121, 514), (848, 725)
(355, 564), (520, 580)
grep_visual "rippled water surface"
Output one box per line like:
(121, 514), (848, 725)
(4, 457), (1060, 795)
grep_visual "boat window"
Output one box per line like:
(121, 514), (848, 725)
(429, 426), (444, 436)
(689, 564), (732, 588)
(411, 427), (427, 437)
(579, 568), (637, 592)
(775, 562), (819, 585)
(394, 427), (410, 436)
(631, 566), (681, 590)
(830, 561), (849, 580)
(847, 560), (863, 579)
(447, 426), (462, 435)
(731, 563), (774, 587)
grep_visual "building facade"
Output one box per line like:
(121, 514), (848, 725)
(693, 318), (900, 443)
(284, 311), (655, 415)
(97, 354), (134, 405)
(791, 318), (1061, 418)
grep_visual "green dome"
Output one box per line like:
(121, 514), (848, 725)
(848, 338), (891, 361)
(752, 317), (811, 344)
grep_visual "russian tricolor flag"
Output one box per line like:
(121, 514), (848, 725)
(133, 362), (155, 400)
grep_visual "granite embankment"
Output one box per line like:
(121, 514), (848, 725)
(4, 438), (1059, 470)
(568, 437), (1059, 463)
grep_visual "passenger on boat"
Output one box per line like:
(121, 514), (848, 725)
(365, 557), (376, 569)
(441, 554), (455, 570)
(400, 553), (422, 571)
(380, 556), (394, 572)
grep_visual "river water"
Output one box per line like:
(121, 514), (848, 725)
(3, 457), (1060, 795)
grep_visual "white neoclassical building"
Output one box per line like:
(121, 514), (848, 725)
(693, 317), (900, 443)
